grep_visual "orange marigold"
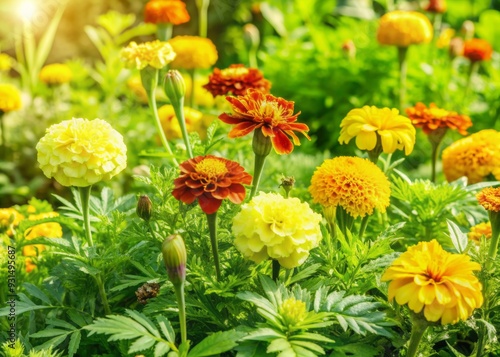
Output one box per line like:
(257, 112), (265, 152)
(172, 155), (252, 214)
(219, 89), (310, 155)
(426, 0), (447, 13)
(406, 102), (472, 135)
(144, 0), (190, 25)
(203, 64), (271, 97)
(463, 38), (493, 62)
(468, 222), (492, 244)
(477, 187), (500, 213)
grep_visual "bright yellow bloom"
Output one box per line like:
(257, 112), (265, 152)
(0, 208), (24, 236)
(39, 63), (73, 85)
(232, 192), (322, 269)
(468, 222), (491, 244)
(158, 104), (215, 140)
(23, 212), (63, 257)
(0, 84), (22, 113)
(280, 298), (307, 327)
(121, 40), (176, 70)
(477, 187), (500, 213)
(377, 10), (433, 47)
(437, 28), (455, 48)
(0, 53), (13, 71)
(168, 36), (218, 70)
(382, 240), (483, 325)
(36, 118), (127, 187)
(442, 130), (500, 184)
(339, 106), (415, 155)
(126, 75), (149, 103)
(309, 156), (391, 218)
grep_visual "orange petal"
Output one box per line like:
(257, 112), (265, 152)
(271, 129), (293, 154)
(198, 194), (222, 214)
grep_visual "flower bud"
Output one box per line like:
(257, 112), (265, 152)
(164, 70), (186, 105)
(162, 234), (187, 286)
(136, 195), (153, 222)
(252, 128), (272, 157)
(279, 176), (295, 197)
(341, 39), (356, 60)
(461, 20), (475, 40)
(243, 23), (260, 50)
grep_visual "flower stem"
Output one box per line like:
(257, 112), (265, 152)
(0, 112), (5, 160)
(250, 154), (267, 199)
(430, 140), (441, 183)
(196, 0), (210, 38)
(95, 274), (112, 315)
(173, 282), (187, 344)
(272, 259), (280, 281)
(486, 211), (500, 271)
(171, 97), (194, 159)
(206, 212), (221, 281)
(358, 215), (370, 240)
(407, 316), (429, 357)
(157, 23), (173, 41)
(398, 46), (409, 113)
(463, 61), (479, 110)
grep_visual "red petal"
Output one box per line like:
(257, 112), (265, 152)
(225, 96), (249, 112)
(228, 122), (259, 138)
(227, 184), (247, 204)
(271, 129), (294, 154)
(261, 125), (274, 137)
(219, 113), (243, 125)
(185, 179), (203, 188)
(198, 194), (222, 214)
(211, 187), (230, 200)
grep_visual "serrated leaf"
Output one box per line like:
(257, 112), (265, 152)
(31, 328), (69, 338)
(242, 328), (286, 342)
(188, 330), (246, 357)
(68, 330), (81, 357)
(36, 334), (68, 351)
(267, 338), (291, 353)
(46, 318), (76, 330)
(290, 344), (317, 357)
(447, 219), (468, 253)
(23, 283), (52, 305)
(84, 314), (149, 340)
(157, 315), (176, 343)
(127, 309), (160, 338)
(129, 335), (156, 354)
(154, 342), (171, 357)
(237, 291), (277, 318)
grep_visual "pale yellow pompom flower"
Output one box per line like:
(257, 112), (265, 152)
(36, 118), (127, 187)
(39, 63), (73, 85)
(120, 40), (176, 70)
(377, 10), (433, 47)
(339, 106), (416, 155)
(0, 84), (22, 113)
(232, 192), (322, 269)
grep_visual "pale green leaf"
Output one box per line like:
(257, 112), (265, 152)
(267, 338), (292, 353)
(68, 331), (81, 357)
(187, 330), (245, 357)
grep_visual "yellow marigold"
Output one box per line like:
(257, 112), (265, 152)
(377, 10), (433, 47)
(406, 102), (472, 135)
(442, 129), (500, 184)
(339, 106), (416, 156)
(468, 222), (492, 244)
(126, 75), (149, 103)
(309, 156), (391, 218)
(144, 0), (190, 25)
(477, 187), (500, 213)
(0, 53), (13, 71)
(381, 239), (483, 325)
(184, 74), (217, 108)
(0, 208), (24, 236)
(121, 40), (176, 70)
(0, 84), (22, 113)
(36, 118), (127, 187)
(437, 28), (455, 49)
(232, 192), (322, 269)
(279, 298), (307, 327)
(168, 36), (218, 70)
(39, 63), (73, 85)
(23, 212), (63, 258)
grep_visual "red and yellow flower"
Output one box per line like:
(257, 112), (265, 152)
(144, 0), (190, 25)
(203, 64), (271, 97)
(463, 38), (493, 62)
(406, 102), (472, 135)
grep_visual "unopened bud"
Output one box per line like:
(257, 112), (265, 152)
(244, 23), (260, 50)
(137, 195), (153, 222)
(279, 176), (295, 197)
(341, 40), (356, 60)
(164, 70), (186, 105)
(252, 128), (272, 157)
(461, 20), (475, 41)
(162, 234), (187, 286)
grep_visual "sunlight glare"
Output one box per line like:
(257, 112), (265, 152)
(18, 1), (37, 22)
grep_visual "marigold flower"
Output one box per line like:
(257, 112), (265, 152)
(477, 187), (500, 212)
(0, 53), (13, 71)
(219, 89), (310, 155)
(23, 212), (63, 257)
(382, 239), (483, 325)
(203, 64), (271, 97)
(425, 0), (446, 13)
(144, 0), (190, 25)
(121, 40), (176, 70)
(0, 84), (22, 113)
(377, 10), (433, 47)
(39, 63), (73, 85)
(168, 36), (218, 70)
(309, 156), (391, 218)
(463, 38), (493, 62)
(0, 208), (24, 236)
(406, 103), (472, 135)
(436, 28), (455, 49)
(172, 155), (252, 214)
(158, 104), (215, 140)
(36, 118), (127, 187)
(25, 258), (37, 273)
(339, 106), (415, 155)
(468, 222), (492, 244)
(442, 130), (500, 184)
(232, 192), (322, 269)
(126, 75), (149, 103)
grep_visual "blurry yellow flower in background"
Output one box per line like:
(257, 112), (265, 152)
(442, 130), (500, 184)
(36, 118), (127, 187)
(0, 53), (13, 71)
(23, 212), (62, 256)
(382, 239), (482, 325)
(437, 28), (455, 49)
(39, 63), (73, 85)
(232, 192), (322, 269)
(309, 156), (391, 218)
(158, 104), (215, 140)
(468, 222), (492, 244)
(339, 106), (415, 156)
(377, 10), (433, 47)
(0, 208), (24, 236)
(168, 36), (218, 70)
(121, 40), (176, 70)
(0, 84), (22, 113)
(126, 75), (149, 103)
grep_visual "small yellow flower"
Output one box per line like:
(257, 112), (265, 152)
(309, 156), (391, 218)
(468, 222), (491, 244)
(36, 118), (127, 187)
(232, 192), (322, 269)
(279, 298), (307, 327)
(0, 208), (24, 236)
(0, 53), (13, 71)
(382, 239), (483, 325)
(121, 40), (176, 70)
(437, 28), (455, 49)
(168, 36), (218, 70)
(0, 84), (22, 113)
(23, 212), (63, 258)
(377, 10), (433, 47)
(339, 106), (415, 156)
(39, 63), (73, 85)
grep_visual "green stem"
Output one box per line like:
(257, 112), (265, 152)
(157, 23), (173, 41)
(248, 47), (258, 69)
(95, 274), (112, 315)
(173, 282), (187, 344)
(171, 97), (194, 158)
(358, 215), (370, 240)
(486, 211), (500, 271)
(272, 259), (280, 281)
(196, 0), (210, 38)
(250, 154), (267, 199)
(463, 61), (479, 110)
(398, 46), (409, 113)
(430, 140), (441, 183)
(0, 113), (5, 160)
(206, 212), (221, 281)
(407, 317), (428, 357)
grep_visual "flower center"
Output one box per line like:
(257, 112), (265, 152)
(279, 298), (307, 326)
(221, 67), (249, 77)
(426, 260), (445, 282)
(255, 100), (286, 125)
(428, 107), (449, 119)
(195, 158), (228, 179)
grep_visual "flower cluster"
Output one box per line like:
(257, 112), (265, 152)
(203, 64), (271, 97)
(0, 83), (22, 113)
(39, 63), (73, 85)
(406, 102), (472, 135)
(36, 118), (127, 187)
(382, 239), (483, 325)
(219, 89), (310, 155)
(172, 155), (252, 214)
(232, 192), (322, 269)
(442, 129), (500, 184)
(120, 40), (176, 70)
(463, 38), (493, 62)
(168, 36), (218, 70)
(468, 222), (492, 244)
(309, 156), (391, 218)
(377, 10), (433, 47)
(158, 104), (214, 140)
(144, 0), (190, 25)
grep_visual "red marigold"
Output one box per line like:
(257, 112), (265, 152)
(406, 102), (472, 135)
(172, 155), (252, 214)
(144, 0), (190, 25)
(463, 39), (493, 62)
(203, 64), (271, 97)
(218, 89), (310, 155)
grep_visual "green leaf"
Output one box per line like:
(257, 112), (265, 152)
(68, 330), (81, 357)
(260, 3), (287, 37)
(84, 314), (150, 340)
(23, 283), (52, 305)
(446, 219), (468, 253)
(116, 23), (157, 46)
(267, 338), (291, 353)
(157, 316), (176, 343)
(127, 309), (160, 338)
(242, 328), (286, 342)
(188, 330), (246, 357)
(31, 329), (69, 338)
(129, 335), (156, 354)
(36, 334), (68, 351)
(154, 342), (172, 357)
(46, 318), (76, 331)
